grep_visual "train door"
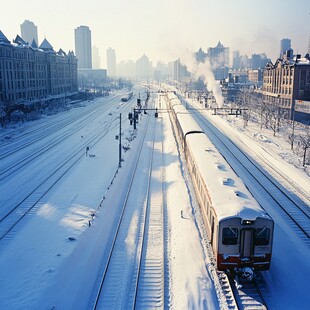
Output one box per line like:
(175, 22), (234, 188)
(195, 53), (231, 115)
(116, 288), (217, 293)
(240, 229), (254, 258)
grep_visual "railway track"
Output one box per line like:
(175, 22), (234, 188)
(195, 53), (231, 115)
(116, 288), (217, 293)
(0, 118), (120, 241)
(0, 96), (131, 180)
(229, 273), (269, 310)
(0, 91), (140, 240)
(0, 96), (118, 158)
(255, 147), (310, 202)
(89, 111), (166, 309)
(0, 92), (130, 147)
(0, 93), (138, 225)
(134, 115), (165, 309)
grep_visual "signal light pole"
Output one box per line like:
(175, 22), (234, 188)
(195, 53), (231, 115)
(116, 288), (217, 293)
(119, 113), (122, 167)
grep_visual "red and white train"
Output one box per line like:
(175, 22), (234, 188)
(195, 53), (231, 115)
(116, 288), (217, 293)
(167, 91), (274, 279)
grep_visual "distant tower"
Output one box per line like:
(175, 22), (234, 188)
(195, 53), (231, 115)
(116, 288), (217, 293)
(208, 41), (230, 67)
(136, 54), (151, 79)
(207, 41), (230, 80)
(74, 26), (92, 69)
(107, 47), (116, 77)
(280, 38), (291, 58)
(232, 50), (241, 69)
(195, 48), (207, 63)
(20, 20), (38, 46)
(92, 45), (101, 69)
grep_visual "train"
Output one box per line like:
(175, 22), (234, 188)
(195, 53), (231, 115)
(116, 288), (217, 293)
(167, 91), (274, 280)
(121, 91), (133, 102)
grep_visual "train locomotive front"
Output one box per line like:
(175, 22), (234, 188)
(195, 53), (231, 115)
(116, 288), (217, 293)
(217, 214), (274, 274)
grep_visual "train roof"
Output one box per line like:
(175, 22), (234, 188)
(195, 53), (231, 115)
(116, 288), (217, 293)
(186, 134), (271, 222)
(172, 102), (204, 136)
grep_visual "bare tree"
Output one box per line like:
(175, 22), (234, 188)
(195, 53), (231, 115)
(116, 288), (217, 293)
(259, 98), (267, 131)
(236, 88), (252, 129)
(298, 128), (310, 166)
(288, 133), (296, 151)
(265, 103), (278, 136)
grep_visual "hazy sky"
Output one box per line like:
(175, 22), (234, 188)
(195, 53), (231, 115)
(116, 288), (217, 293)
(1, 0), (309, 67)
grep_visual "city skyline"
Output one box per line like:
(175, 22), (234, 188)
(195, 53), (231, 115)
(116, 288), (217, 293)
(1, 0), (309, 67)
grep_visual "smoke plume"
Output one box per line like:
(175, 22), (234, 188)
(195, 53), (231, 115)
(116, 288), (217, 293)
(180, 51), (224, 107)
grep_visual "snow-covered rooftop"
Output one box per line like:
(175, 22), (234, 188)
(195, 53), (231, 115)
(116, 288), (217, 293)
(39, 38), (54, 51)
(0, 30), (10, 44)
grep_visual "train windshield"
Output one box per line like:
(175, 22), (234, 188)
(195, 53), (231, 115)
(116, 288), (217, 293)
(255, 227), (270, 246)
(222, 227), (239, 245)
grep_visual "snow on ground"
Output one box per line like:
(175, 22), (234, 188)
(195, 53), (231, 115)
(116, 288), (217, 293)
(0, 93), (220, 309)
(183, 93), (309, 200)
(0, 105), (122, 308)
(0, 88), (309, 309)
(212, 109), (308, 188)
(184, 95), (310, 309)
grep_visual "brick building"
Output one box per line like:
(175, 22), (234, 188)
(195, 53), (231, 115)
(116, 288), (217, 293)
(262, 54), (310, 122)
(0, 30), (78, 111)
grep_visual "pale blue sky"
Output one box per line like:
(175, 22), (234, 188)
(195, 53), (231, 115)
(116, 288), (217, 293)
(1, 0), (309, 66)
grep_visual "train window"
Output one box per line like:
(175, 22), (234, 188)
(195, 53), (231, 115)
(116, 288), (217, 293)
(222, 227), (239, 245)
(192, 165), (196, 177)
(204, 196), (209, 213)
(255, 227), (270, 246)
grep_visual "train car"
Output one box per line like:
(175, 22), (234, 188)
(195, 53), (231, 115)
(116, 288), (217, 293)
(167, 92), (274, 280)
(121, 91), (133, 102)
(170, 101), (204, 149)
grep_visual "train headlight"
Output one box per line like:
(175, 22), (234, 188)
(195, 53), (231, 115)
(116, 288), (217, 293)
(242, 220), (254, 225)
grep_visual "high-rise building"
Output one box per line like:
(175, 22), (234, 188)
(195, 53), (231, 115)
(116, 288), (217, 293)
(280, 38), (291, 58)
(136, 54), (152, 79)
(208, 41), (229, 67)
(207, 41), (229, 80)
(251, 53), (270, 69)
(20, 20), (38, 46)
(107, 47), (116, 77)
(232, 50), (241, 69)
(92, 45), (101, 69)
(74, 26), (92, 69)
(169, 59), (190, 81)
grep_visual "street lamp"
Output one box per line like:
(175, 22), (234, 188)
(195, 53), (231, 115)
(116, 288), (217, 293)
(115, 113), (122, 167)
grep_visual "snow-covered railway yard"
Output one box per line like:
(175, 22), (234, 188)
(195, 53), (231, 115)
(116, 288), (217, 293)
(0, 86), (309, 309)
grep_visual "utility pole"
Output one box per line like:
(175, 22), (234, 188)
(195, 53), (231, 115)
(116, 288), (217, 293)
(133, 108), (137, 130)
(119, 113), (122, 167)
